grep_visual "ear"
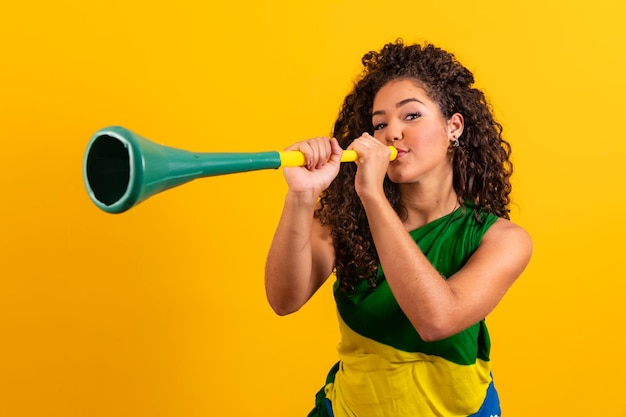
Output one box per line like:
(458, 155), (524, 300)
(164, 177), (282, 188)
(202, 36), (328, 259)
(447, 113), (464, 141)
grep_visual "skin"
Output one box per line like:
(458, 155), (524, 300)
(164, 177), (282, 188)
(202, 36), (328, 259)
(265, 78), (533, 341)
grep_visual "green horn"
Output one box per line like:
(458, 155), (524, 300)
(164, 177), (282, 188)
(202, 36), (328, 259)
(83, 126), (282, 214)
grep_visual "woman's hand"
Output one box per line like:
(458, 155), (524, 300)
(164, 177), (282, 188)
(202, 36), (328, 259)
(283, 137), (343, 201)
(348, 133), (392, 199)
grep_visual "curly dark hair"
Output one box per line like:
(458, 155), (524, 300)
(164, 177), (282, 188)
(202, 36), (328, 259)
(315, 39), (513, 291)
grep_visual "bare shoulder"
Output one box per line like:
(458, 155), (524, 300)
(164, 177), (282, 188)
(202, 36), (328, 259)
(485, 217), (532, 244)
(481, 217), (533, 265)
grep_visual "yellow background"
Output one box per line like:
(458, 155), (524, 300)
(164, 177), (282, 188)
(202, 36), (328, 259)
(1, 1), (625, 416)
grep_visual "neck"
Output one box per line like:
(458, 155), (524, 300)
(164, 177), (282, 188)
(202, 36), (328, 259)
(398, 180), (459, 230)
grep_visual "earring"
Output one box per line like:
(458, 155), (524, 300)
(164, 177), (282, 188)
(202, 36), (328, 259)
(451, 135), (460, 148)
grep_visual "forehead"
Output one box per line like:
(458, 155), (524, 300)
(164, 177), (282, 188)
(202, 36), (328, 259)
(373, 78), (431, 105)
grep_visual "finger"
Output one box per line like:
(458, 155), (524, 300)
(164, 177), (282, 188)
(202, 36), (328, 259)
(304, 138), (333, 170)
(328, 138), (343, 164)
(307, 138), (329, 169)
(306, 138), (322, 168)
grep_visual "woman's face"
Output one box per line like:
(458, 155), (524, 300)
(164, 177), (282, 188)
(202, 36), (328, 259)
(371, 78), (459, 185)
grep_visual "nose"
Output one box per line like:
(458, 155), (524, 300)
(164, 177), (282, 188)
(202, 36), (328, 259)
(385, 121), (403, 144)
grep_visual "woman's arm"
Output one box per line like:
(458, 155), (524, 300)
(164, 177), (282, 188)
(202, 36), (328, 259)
(264, 138), (342, 315)
(361, 195), (532, 341)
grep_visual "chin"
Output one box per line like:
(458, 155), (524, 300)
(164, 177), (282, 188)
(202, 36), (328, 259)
(387, 171), (409, 184)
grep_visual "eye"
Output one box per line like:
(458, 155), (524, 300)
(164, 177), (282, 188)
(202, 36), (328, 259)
(372, 122), (387, 131)
(405, 112), (421, 121)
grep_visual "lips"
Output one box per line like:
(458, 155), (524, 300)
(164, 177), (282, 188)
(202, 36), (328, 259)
(394, 148), (408, 159)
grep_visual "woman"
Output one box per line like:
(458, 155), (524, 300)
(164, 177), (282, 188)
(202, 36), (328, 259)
(265, 39), (532, 417)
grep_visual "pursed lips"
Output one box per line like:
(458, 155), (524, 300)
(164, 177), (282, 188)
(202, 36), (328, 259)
(394, 148), (408, 159)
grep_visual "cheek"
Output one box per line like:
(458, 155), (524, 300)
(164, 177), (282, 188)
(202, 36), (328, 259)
(423, 125), (449, 147)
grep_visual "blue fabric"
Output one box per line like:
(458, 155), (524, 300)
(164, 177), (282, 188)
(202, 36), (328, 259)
(324, 399), (334, 417)
(468, 376), (501, 417)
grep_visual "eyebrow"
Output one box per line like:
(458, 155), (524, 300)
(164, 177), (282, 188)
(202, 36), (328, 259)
(372, 98), (425, 117)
